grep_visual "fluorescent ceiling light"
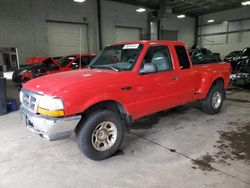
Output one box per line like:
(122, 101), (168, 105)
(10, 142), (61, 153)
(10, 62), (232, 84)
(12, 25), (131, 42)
(74, 0), (86, 3)
(207, 19), (215, 23)
(136, 8), (146, 12)
(177, 14), (186, 18)
(241, 1), (250, 5)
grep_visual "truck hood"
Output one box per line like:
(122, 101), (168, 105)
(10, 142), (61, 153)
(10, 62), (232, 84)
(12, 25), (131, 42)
(23, 69), (124, 96)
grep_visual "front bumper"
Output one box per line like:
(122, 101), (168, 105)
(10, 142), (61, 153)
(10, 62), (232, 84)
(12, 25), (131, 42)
(20, 106), (81, 141)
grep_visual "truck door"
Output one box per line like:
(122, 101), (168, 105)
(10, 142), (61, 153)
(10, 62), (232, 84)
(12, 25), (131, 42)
(174, 45), (197, 103)
(135, 45), (180, 118)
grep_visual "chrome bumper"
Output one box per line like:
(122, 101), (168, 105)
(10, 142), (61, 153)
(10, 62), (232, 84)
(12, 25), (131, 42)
(20, 106), (81, 141)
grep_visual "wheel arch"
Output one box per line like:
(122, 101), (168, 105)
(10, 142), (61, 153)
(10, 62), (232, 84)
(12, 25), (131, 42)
(211, 77), (225, 88)
(203, 77), (225, 99)
(75, 100), (132, 134)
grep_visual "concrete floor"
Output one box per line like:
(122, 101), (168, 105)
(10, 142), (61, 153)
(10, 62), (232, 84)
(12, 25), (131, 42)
(0, 83), (250, 188)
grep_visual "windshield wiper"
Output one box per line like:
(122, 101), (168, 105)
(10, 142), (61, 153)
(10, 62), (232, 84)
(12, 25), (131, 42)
(95, 65), (119, 72)
(86, 65), (92, 69)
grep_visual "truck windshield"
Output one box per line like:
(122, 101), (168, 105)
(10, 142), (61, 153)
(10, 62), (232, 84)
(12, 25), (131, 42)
(89, 44), (143, 71)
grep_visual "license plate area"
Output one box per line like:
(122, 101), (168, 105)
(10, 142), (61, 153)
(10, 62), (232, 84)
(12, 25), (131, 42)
(21, 112), (34, 129)
(25, 116), (34, 129)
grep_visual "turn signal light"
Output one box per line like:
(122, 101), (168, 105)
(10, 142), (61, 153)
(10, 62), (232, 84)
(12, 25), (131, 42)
(37, 107), (64, 117)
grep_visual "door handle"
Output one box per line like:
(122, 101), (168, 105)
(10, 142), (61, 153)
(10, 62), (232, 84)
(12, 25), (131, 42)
(172, 75), (179, 80)
(121, 86), (132, 91)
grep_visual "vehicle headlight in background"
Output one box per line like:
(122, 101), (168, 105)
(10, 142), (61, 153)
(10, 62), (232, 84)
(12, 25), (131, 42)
(20, 70), (28, 75)
(37, 96), (64, 117)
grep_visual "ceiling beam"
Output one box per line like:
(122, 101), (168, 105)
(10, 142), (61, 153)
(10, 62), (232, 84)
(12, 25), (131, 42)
(192, 2), (243, 15)
(107, 0), (159, 10)
(172, 4), (196, 9)
(107, 0), (244, 17)
(175, 4), (214, 13)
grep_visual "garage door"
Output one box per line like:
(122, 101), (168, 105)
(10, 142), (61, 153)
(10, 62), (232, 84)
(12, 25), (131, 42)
(115, 26), (141, 42)
(47, 22), (88, 56)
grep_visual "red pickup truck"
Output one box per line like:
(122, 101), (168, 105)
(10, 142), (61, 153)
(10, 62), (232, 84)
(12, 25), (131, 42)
(20, 41), (231, 160)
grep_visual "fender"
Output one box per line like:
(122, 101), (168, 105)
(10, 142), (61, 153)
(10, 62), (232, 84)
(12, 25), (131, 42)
(60, 90), (136, 119)
(80, 95), (130, 116)
(196, 71), (225, 99)
(79, 96), (133, 133)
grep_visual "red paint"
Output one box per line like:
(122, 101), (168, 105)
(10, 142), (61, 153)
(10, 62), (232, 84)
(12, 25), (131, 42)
(23, 41), (231, 120)
(19, 54), (95, 82)
(59, 53), (96, 72)
(25, 57), (53, 65)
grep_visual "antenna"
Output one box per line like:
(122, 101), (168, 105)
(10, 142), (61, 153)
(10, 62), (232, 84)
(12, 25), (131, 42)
(16, 48), (20, 69)
(79, 26), (82, 69)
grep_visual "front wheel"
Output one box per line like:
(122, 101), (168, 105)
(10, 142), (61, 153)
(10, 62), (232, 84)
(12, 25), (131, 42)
(201, 84), (224, 115)
(76, 110), (124, 161)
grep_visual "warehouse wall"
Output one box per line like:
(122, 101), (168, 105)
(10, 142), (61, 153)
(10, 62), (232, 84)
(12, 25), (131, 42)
(0, 0), (98, 64)
(0, 0), (196, 65)
(100, 0), (149, 47)
(198, 6), (250, 58)
(160, 15), (196, 47)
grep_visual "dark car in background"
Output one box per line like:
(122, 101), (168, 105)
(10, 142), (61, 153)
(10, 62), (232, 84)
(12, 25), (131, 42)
(225, 48), (250, 73)
(12, 53), (95, 88)
(238, 47), (250, 65)
(190, 47), (221, 65)
(224, 50), (242, 63)
(229, 47), (250, 87)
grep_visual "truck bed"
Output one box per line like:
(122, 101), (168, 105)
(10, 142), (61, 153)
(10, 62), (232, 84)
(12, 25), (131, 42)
(191, 62), (231, 100)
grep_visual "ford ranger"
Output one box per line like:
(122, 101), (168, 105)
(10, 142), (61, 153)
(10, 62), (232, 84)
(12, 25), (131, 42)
(20, 41), (231, 160)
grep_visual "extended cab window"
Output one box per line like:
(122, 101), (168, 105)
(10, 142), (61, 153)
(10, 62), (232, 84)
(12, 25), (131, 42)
(175, 46), (190, 69)
(141, 46), (173, 72)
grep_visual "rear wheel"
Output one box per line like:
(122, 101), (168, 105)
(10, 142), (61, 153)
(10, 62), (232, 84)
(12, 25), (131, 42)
(76, 110), (124, 161)
(201, 82), (225, 114)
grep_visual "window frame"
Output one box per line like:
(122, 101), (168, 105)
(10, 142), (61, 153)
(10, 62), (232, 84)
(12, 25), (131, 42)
(174, 45), (191, 70)
(138, 45), (174, 75)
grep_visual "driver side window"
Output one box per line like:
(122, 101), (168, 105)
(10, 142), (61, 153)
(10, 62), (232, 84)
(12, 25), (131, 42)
(141, 45), (173, 72)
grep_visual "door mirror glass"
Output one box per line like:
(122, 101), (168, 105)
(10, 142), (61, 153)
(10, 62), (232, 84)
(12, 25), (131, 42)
(139, 63), (157, 74)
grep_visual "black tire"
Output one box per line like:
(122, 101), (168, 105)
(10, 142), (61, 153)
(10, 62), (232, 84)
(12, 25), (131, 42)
(201, 83), (225, 115)
(76, 110), (124, 161)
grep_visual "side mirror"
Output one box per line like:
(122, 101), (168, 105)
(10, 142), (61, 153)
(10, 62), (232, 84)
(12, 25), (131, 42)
(139, 63), (157, 74)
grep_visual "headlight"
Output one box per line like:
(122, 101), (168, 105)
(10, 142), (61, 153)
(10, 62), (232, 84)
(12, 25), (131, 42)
(38, 96), (64, 111)
(37, 96), (64, 117)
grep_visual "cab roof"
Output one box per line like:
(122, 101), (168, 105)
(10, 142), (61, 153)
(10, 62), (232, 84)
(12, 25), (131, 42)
(112, 40), (186, 47)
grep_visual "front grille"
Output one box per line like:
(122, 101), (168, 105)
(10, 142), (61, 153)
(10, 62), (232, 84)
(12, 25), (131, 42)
(21, 90), (41, 113)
